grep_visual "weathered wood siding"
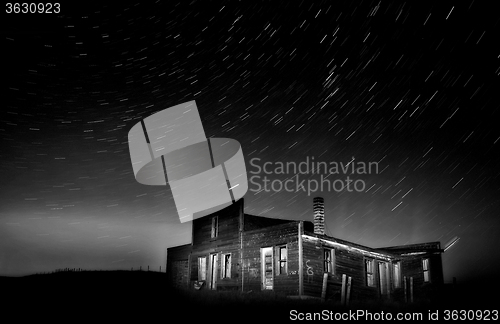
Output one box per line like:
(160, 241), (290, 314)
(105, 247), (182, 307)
(241, 221), (300, 295)
(378, 242), (444, 303)
(186, 200), (244, 290)
(400, 253), (443, 302)
(166, 244), (192, 289)
(301, 235), (394, 302)
(243, 214), (296, 231)
(169, 260), (189, 288)
(192, 199), (243, 247)
(166, 199), (444, 303)
(189, 249), (242, 290)
(428, 253), (444, 285)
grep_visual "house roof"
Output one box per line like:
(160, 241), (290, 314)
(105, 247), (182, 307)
(376, 242), (444, 255)
(242, 212), (443, 258)
(169, 199), (443, 257)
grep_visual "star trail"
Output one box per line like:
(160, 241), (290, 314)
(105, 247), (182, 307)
(2, 1), (499, 286)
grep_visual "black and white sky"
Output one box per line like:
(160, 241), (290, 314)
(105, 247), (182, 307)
(2, 1), (499, 283)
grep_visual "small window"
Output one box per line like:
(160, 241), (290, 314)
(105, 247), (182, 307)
(211, 216), (218, 239)
(198, 257), (207, 281)
(278, 246), (287, 275)
(324, 248), (335, 274)
(393, 262), (401, 288)
(221, 253), (231, 279)
(422, 258), (430, 282)
(365, 259), (375, 287)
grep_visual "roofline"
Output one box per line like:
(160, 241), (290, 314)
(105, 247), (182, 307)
(376, 241), (444, 254)
(243, 213), (296, 222)
(302, 233), (396, 260)
(302, 231), (400, 258)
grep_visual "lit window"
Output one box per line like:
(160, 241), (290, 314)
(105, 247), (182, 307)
(422, 258), (430, 282)
(324, 248), (335, 274)
(211, 216), (218, 239)
(365, 259), (375, 287)
(221, 253), (231, 279)
(262, 247), (273, 290)
(198, 257), (207, 281)
(393, 262), (401, 288)
(278, 246), (287, 275)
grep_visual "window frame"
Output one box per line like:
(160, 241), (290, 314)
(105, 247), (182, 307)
(197, 256), (207, 281)
(277, 245), (288, 275)
(261, 247), (274, 290)
(210, 216), (218, 239)
(422, 258), (430, 283)
(323, 248), (335, 274)
(365, 258), (375, 287)
(221, 253), (231, 279)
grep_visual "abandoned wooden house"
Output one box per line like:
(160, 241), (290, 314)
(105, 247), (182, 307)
(166, 197), (444, 303)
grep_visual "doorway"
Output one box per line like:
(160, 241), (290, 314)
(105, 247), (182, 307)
(261, 247), (273, 290)
(209, 253), (218, 290)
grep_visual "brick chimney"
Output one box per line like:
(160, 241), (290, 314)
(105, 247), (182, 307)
(313, 196), (325, 235)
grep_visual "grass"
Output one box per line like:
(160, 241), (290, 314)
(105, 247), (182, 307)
(1, 271), (496, 321)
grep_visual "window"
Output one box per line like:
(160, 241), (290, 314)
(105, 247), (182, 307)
(261, 247), (273, 290)
(393, 262), (401, 288)
(365, 259), (375, 287)
(221, 253), (231, 279)
(422, 258), (430, 282)
(198, 257), (207, 281)
(209, 253), (218, 290)
(278, 245), (287, 275)
(324, 248), (335, 274)
(211, 216), (218, 239)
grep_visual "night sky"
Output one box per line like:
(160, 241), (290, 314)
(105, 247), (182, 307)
(2, 1), (499, 284)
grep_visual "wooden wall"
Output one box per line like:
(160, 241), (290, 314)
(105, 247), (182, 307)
(192, 199), (243, 247)
(243, 214), (296, 231)
(428, 253), (444, 285)
(400, 253), (444, 303)
(241, 222), (300, 295)
(166, 200), (444, 304)
(166, 244), (192, 289)
(301, 236), (382, 301)
(187, 199), (243, 290)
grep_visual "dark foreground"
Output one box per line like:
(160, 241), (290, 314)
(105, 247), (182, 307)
(1, 271), (497, 322)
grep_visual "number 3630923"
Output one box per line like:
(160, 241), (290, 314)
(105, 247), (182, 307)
(444, 310), (498, 321)
(6, 3), (60, 14)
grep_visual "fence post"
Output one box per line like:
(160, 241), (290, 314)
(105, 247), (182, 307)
(346, 276), (352, 306)
(410, 277), (414, 303)
(403, 276), (407, 303)
(341, 274), (347, 305)
(321, 273), (328, 301)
